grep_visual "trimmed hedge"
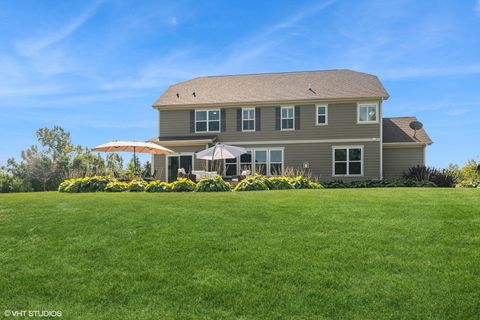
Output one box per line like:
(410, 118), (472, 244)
(323, 179), (437, 188)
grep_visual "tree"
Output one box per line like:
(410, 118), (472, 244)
(106, 153), (123, 176)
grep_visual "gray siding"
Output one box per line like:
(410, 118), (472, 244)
(153, 142), (381, 181)
(383, 146), (425, 179)
(159, 102), (381, 141)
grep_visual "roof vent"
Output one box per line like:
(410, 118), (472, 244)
(192, 91), (196, 97)
(176, 92), (180, 98)
(308, 83), (316, 94)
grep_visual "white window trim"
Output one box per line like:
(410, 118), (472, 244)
(316, 104), (328, 126)
(223, 147), (284, 177)
(357, 102), (379, 124)
(280, 105), (295, 131)
(241, 107), (256, 132)
(195, 109), (221, 133)
(332, 145), (364, 177)
(268, 148), (284, 176)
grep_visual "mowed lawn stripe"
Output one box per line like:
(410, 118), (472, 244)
(0, 189), (479, 319)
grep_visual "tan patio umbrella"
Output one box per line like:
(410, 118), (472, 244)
(92, 141), (174, 172)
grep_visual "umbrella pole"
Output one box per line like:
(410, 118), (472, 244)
(133, 147), (136, 175)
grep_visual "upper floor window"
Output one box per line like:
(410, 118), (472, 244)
(196, 110), (220, 132)
(333, 146), (363, 176)
(242, 108), (255, 132)
(316, 105), (328, 125)
(281, 106), (295, 130)
(357, 103), (378, 124)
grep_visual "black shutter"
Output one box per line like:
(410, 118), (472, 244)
(221, 109), (226, 132)
(190, 110), (195, 133)
(275, 107), (281, 130)
(255, 108), (261, 131)
(236, 108), (242, 131)
(295, 106), (300, 130)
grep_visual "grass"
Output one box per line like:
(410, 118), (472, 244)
(0, 189), (479, 320)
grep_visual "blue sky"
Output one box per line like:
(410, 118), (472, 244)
(1, 0), (479, 168)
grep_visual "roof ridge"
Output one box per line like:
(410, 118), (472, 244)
(194, 69), (365, 79)
(384, 116), (417, 119)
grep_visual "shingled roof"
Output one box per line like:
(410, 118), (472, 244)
(383, 117), (433, 145)
(153, 69), (389, 107)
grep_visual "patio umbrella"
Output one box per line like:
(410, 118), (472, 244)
(92, 141), (174, 172)
(196, 144), (247, 173)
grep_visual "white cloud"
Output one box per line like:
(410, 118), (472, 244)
(15, 0), (103, 56)
(446, 108), (469, 116)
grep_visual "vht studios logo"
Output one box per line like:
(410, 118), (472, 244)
(4, 310), (63, 317)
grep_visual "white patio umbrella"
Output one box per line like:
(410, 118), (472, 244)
(196, 143), (247, 161)
(196, 143), (247, 174)
(92, 141), (174, 172)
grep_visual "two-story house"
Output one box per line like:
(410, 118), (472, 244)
(149, 70), (432, 182)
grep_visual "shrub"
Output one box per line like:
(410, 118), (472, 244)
(58, 176), (115, 193)
(323, 179), (437, 188)
(128, 180), (148, 192)
(195, 176), (231, 192)
(267, 176), (294, 190)
(289, 176), (323, 189)
(88, 176), (115, 192)
(234, 175), (270, 191)
(456, 180), (480, 188)
(170, 178), (195, 192)
(145, 180), (171, 192)
(403, 165), (456, 187)
(104, 181), (129, 192)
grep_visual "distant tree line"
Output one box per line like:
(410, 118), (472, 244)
(0, 126), (151, 192)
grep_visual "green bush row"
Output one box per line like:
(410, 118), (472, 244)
(58, 175), (320, 193)
(322, 179), (437, 188)
(58, 175), (444, 193)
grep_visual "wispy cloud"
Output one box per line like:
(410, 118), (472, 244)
(15, 0), (103, 56)
(446, 108), (469, 116)
(476, 0), (480, 14)
(220, 0), (337, 71)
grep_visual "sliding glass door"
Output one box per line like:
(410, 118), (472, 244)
(167, 155), (193, 182)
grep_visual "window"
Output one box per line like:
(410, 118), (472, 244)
(255, 150), (267, 175)
(357, 103), (378, 123)
(316, 105), (328, 125)
(223, 149), (283, 176)
(281, 106), (294, 130)
(269, 150), (283, 175)
(242, 108), (255, 131)
(225, 157), (237, 176)
(240, 151), (252, 175)
(333, 146), (363, 176)
(195, 110), (220, 132)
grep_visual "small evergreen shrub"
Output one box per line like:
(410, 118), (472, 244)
(267, 176), (294, 190)
(194, 176), (231, 192)
(170, 178), (196, 192)
(145, 180), (171, 192)
(104, 181), (129, 192)
(128, 180), (148, 192)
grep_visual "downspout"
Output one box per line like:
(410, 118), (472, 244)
(379, 98), (383, 180)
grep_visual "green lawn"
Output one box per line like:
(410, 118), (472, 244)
(0, 189), (479, 320)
